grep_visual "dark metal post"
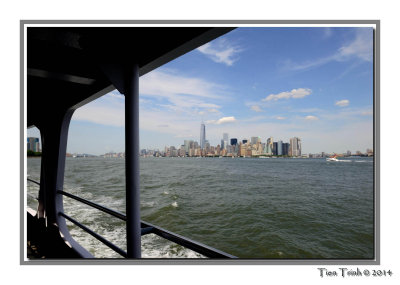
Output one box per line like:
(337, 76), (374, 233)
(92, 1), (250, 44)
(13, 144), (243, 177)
(125, 64), (141, 258)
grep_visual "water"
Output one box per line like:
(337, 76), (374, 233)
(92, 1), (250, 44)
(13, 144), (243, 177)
(27, 156), (374, 259)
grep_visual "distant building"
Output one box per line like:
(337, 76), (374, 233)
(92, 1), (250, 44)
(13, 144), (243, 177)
(205, 140), (210, 152)
(273, 142), (278, 156)
(277, 140), (283, 155)
(200, 122), (206, 149)
(221, 133), (229, 150)
(184, 140), (192, 154)
(282, 143), (289, 156)
(179, 145), (186, 157)
(289, 137), (301, 157)
(27, 137), (40, 152)
(230, 138), (238, 146)
(242, 139), (248, 144)
(216, 145), (221, 155)
(251, 137), (260, 145)
(266, 137), (273, 155)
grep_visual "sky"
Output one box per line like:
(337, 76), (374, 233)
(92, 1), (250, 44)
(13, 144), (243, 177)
(28, 27), (374, 155)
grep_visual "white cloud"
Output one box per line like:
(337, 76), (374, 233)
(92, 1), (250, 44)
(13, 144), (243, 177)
(140, 70), (225, 100)
(283, 28), (373, 71)
(206, 116), (236, 125)
(250, 105), (263, 112)
(262, 88), (312, 102)
(197, 39), (242, 66)
(335, 99), (350, 107)
(304, 115), (319, 121)
(336, 28), (373, 62)
(139, 69), (228, 115)
(276, 116), (286, 120)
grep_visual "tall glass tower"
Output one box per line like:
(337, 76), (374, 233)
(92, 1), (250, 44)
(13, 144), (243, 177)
(200, 122), (206, 149)
(289, 137), (301, 157)
(222, 133), (229, 150)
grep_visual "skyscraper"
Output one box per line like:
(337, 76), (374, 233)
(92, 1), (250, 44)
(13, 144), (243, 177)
(282, 143), (289, 156)
(230, 138), (238, 146)
(289, 137), (301, 157)
(277, 140), (283, 155)
(266, 137), (273, 155)
(200, 122), (206, 149)
(184, 140), (193, 154)
(222, 133), (229, 150)
(273, 142), (278, 156)
(251, 137), (259, 145)
(27, 137), (40, 152)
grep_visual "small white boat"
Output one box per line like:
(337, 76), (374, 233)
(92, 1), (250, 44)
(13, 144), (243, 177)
(326, 155), (339, 162)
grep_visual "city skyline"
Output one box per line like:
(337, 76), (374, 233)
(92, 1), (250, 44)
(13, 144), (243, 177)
(27, 27), (373, 155)
(153, 126), (303, 158)
(27, 123), (373, 156)
(140, 123), (372, 158)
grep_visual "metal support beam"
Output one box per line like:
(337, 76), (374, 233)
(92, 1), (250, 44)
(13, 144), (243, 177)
(125, 64), (141, 258)
(36, 109), (93, 258)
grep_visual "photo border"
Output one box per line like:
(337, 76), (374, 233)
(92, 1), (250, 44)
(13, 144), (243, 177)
(21, 19), (380, 265)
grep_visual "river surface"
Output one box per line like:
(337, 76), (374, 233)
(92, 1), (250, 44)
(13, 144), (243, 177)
(27, 156), (374, 259)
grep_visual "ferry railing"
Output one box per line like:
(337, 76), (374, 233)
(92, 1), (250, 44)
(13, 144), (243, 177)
(27, 178), (236, 258)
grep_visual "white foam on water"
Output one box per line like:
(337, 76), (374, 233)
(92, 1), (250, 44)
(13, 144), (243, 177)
(171, 201), (178, 208)
(163, 191), (169, 195)
(141, 233), (204, 258)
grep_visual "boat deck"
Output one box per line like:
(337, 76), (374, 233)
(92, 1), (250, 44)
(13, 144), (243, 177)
(27, 209), (80, 259)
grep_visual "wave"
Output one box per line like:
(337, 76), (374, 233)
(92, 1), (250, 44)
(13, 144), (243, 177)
(141, 201), (156, 208)
(141, 234), (204, 258)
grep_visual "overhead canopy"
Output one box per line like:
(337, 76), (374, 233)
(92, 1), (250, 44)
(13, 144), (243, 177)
(27, 27), (235, 128)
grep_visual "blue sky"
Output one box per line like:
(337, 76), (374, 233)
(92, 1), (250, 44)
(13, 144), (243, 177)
(28, 27), (374, 155)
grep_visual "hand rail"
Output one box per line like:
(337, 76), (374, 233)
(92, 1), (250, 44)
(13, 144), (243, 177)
(27, 178), (40, 186)
(27, 178), (39, 200)
(57, 190), (127, 221)
(27, 178), (237, 258)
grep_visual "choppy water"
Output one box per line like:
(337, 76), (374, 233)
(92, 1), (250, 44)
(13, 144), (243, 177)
(27, 156), (374, 259)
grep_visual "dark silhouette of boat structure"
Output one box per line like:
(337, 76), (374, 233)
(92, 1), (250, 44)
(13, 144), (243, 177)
(26, 25), (237, 259)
